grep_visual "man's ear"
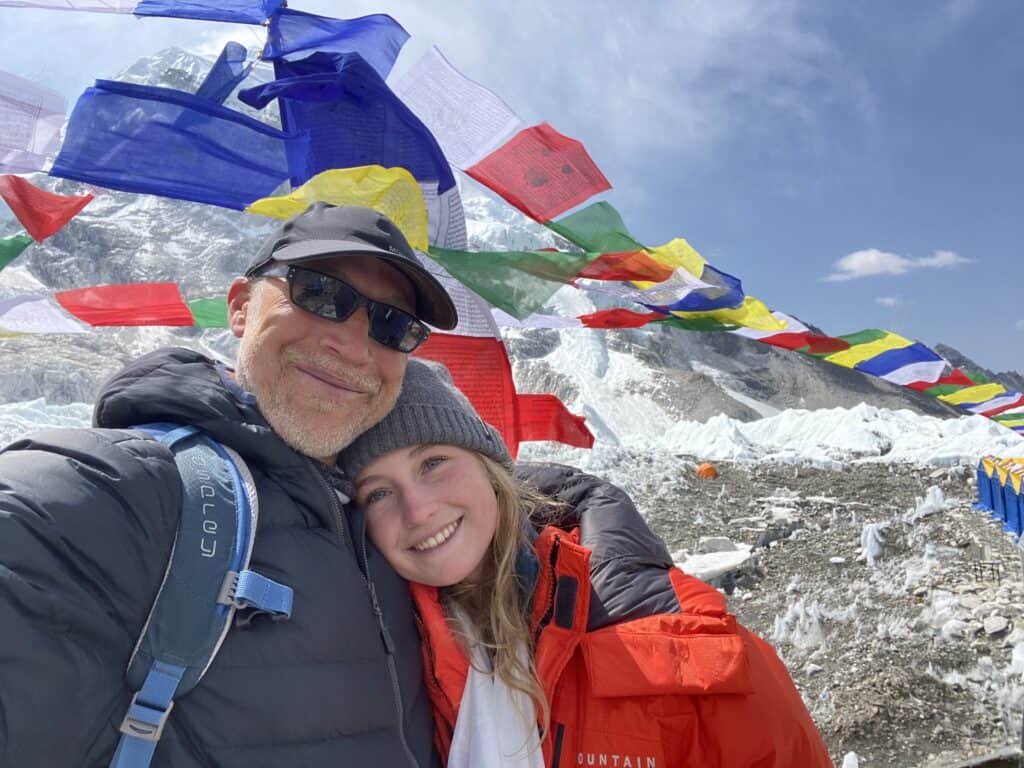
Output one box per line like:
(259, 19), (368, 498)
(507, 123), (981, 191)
(227, 277), (251, 339)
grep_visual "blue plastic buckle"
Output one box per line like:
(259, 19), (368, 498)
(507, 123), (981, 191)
(119, 692), (174, 743)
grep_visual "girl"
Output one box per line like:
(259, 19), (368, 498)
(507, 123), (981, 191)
(341, 360), (832, 768)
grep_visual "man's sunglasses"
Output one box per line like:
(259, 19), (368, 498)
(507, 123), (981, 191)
(256, 264), (431, 353)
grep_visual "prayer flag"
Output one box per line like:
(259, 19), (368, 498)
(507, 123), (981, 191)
(240, 53), (455, 192)
(195, 42), (251, 104)
(579, 308), (664, 329)
(969, 393), (1024, 416)
(0, 232), (32, 271)
(0, 0), (132, 10)
(490, 310), (582, 330)
(907, 367), (974, 393)
(390, 46), (524, 169)
(0, 295), (88, 334)
(547, 201), (643, 253)
(576, 250), (673, 283)
(939, 383), (1007, 407)
(55, 283), (194, 326)
(52, 80), (305, 210)
(428, 246), (591, 319)
(668, 295), (784, 332)
(981, 396), (1024, 418)
(854, 342), (945, 381)
(824, 330), (913, 368)
(188, 297), (228, 328)
(0, 174), (93, 241)
(467, 123), (611, 222)
(247, 166), (430, 251)
(0, 70), (66, 173)
(134, 0), (283, 24)
(420, 181), (467, 248)
(264, 9), (409, 80)
(515, 394), (593, 448)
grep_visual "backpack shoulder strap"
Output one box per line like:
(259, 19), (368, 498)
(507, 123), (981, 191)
(110, 423), (293, 768)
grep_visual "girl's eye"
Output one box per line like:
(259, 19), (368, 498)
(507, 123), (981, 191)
(361, 487), (390, 506)
(422, 455), (448, 472)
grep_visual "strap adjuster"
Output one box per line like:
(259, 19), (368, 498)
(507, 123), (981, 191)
(118, 692), (174, 743)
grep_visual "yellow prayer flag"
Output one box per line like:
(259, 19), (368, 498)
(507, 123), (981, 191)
(824, 332), (914, 369)
(982, 457), (996, 477)
(670, 295), (786, 332)
(998, 418), (1024, 428)
(246, 166), (429, 251)
(938, 383), (1007, 406)
(1011, 467), (1024, 494)
(632, 238), (707, 290)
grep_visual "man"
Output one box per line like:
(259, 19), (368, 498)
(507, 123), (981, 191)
(0, 203), (456, 767)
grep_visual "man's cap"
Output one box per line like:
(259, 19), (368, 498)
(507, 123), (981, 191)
(339, 358), (512, 481)
(245, 202), (458, 330)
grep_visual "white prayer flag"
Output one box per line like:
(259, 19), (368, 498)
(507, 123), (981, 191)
(0, 70), (66, 173)
(0, 295), (89, 334)
(0, 1), (134, 12)
(391, 47), (523, 169)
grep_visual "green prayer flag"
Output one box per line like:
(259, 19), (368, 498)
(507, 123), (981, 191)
(655, 315), (739, 332)
(837, 329), (889, 347)
(428, 247), (595, 319)
(0, 233), (33, 272)
(546, 201), (645, 253)
(966, 370), (990, 385)
(923, 383), (970, 397)
(188, 297), (229, 328)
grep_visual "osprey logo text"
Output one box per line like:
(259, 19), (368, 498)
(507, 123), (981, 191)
(577, 754), (657, 767)
(191, 452), (219, 558)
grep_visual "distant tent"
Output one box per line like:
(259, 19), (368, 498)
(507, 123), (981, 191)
(974, 456), (1024, 537)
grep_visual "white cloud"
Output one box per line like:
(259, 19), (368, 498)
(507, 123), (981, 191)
(875, 296), (901, 307)
(824, 248), (972, 282)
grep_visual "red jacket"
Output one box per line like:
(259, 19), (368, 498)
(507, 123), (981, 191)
(411, 526), (833, 767)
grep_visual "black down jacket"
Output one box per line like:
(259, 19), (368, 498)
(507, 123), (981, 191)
(0, 347), (439, 768)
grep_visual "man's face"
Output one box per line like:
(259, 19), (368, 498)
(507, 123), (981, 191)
(229, 254), (417, 464)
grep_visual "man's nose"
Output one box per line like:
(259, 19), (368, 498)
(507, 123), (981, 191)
(319, 305), (373, 363)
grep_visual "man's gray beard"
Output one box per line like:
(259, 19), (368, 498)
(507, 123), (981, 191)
(236, 347), (377, 463)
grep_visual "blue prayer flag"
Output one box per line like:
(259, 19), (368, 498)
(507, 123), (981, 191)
(134, 0), (283, 24)
(263, 9), (409, 79)
(854, 342), (945, 377)
(239, 53), (455, 192)
(195, 42), (251, 104)
(51, 80), (307, 210)
(643, 264), (745, 313)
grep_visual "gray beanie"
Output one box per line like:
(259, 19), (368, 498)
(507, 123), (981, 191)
(340, 358), (512, 479)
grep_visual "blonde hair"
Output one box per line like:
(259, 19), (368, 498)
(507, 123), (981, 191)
(440, 454), (557, 738)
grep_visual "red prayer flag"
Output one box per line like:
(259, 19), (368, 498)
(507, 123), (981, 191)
(0, 174), (93, 242)
(414, 332), (592, 456)
(576, 249), (674, 283)
(466, 122), (611, 222)
(761, 332), (850, 355)
(579, 308), (664, 329)
(515, 394), (594, 448)
(906, 367), (974, 392)
(55, 283), (194, 326)
(980, 394), (1024, 417)
(415, 333), (521, 455)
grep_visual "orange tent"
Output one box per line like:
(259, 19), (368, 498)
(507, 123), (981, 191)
(696, 462), (718, 479)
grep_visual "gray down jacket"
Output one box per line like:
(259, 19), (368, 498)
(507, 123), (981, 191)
(0, 347), (439, 768)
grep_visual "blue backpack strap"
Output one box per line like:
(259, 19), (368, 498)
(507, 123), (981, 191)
(110, 423), (292, 768)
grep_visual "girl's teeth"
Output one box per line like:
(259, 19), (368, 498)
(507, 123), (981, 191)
(414, 520), (460, 551)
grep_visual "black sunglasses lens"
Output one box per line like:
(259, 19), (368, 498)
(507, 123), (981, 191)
(290, 269), (359, 321)
(287, 266), (428, 352)
(369, 306), (430, 353)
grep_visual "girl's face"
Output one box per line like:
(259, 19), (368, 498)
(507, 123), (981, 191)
(355, 444), (499, 587)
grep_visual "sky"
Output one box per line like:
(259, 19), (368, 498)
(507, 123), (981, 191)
(3, 0), (1023, 372)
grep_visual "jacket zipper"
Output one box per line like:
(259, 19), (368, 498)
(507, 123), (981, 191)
(532, 535), (561, 649)
(551, 723), (566, 768)
(314, 462), (421, 768)
(361, 513), (422, 768)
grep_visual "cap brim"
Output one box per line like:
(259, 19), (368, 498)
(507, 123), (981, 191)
(272, 240), (459, 331)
